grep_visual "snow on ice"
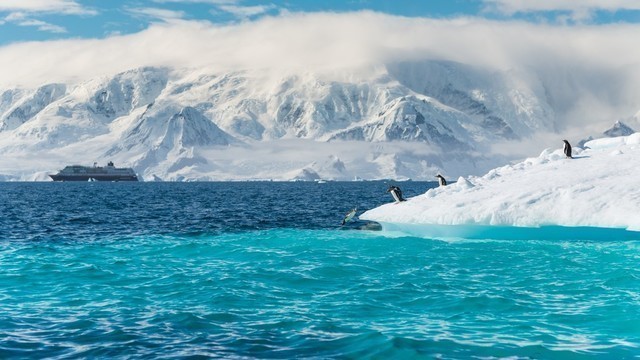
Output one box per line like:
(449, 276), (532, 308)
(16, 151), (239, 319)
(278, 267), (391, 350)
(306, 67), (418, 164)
(360, 133), (640, 237)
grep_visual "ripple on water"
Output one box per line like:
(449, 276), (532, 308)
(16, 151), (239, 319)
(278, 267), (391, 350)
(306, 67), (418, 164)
(1, 182), (640, 358)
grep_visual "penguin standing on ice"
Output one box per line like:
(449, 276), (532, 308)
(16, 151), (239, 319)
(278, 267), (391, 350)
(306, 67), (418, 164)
(387, 185), (406, 203)
(435, 174), (447, 187)
(563, 140), (573, 159)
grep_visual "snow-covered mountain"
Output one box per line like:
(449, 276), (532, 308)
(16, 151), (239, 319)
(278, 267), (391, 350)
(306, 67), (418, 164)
(578, 120), (637, 148)
(603, 120), (635, 138)
(0, 61), (562, 181)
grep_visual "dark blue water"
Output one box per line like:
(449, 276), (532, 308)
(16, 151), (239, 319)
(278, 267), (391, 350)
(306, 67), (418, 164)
(1, 182), (639, 359)
(1, 181), (418, 240)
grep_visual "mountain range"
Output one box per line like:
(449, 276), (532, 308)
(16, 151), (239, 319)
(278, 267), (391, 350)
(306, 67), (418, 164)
(0, 60), (630, 181)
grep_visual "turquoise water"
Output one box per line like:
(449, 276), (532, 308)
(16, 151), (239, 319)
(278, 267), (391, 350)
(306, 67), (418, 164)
(1, 182), (639, 358)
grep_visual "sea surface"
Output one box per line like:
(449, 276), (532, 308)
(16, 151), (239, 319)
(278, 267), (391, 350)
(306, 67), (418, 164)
(1, 181), (639, 359)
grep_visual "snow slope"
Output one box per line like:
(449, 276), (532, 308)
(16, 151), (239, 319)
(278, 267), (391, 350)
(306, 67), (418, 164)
(361, 133), (640, 236)
(0, 61), (558, 181)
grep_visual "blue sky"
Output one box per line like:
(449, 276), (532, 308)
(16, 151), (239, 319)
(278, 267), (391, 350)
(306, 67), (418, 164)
(1, 0), (640, 45)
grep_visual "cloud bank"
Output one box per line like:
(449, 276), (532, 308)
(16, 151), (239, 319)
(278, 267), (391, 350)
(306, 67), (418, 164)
(0, 11), (639, 132)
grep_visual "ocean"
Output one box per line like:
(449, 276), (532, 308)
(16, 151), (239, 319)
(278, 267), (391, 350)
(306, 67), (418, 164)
(1, 182), (639, 359)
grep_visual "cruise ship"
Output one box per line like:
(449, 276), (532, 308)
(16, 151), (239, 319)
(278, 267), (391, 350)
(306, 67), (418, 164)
(49, 161), (138, 182)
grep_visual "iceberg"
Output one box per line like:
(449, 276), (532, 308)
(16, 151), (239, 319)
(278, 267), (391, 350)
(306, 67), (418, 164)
(360, 133), (640, 239)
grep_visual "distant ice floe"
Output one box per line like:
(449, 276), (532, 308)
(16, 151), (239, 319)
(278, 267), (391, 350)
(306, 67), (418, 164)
(361, 133), (640, 239)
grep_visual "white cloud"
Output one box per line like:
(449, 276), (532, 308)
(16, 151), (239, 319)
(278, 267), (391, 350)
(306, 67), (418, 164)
(0, 0), (96, 15)
(483, 0), (640, 21)
(3, 10), (67, 34)
(0, 0), (93, 33)
(4, 11), (26, 21)
(0, 11), (636, 81)
(152, 0), (239, 4)
(484, 0), (640, 13)
(126, 7), (187, 22)
(218, 4), (276, 18)
(151, 0), (272, 20)
(0, 11), (639, 132)
(17, 18), (66, 33)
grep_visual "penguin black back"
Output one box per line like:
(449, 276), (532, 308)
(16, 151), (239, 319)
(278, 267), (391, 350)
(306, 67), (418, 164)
(563, 140), (572, 159)
(387, 185), (406, 202)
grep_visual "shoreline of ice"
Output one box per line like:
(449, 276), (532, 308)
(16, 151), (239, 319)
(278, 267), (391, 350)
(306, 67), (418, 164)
(360, 133), (640, 237)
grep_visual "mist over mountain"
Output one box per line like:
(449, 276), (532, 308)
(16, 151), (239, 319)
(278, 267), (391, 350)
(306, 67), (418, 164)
(0, 58), (635, 181)
(1, 12), (640, 181)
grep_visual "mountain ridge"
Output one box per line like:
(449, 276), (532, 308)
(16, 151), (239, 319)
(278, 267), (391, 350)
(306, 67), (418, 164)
(0, 60), (609, 181)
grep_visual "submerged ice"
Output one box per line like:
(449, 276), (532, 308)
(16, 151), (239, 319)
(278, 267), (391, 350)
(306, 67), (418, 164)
(360, 133), (640, 236)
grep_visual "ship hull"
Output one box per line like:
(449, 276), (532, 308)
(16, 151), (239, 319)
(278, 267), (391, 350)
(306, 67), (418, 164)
(49, 175), (138, 182)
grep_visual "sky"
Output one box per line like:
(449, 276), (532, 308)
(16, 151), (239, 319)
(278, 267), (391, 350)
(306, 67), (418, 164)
(1, 0), (640, 45)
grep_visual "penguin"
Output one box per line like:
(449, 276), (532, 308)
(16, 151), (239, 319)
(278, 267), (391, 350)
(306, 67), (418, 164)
(341, 208), (357, 225)
(563, 140), (573, 159)
(387, 185), (406, 203)
(435, 174), (447, 187)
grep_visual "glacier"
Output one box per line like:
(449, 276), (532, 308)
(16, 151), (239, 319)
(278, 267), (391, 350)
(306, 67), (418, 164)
(360, 133), (640, 239)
